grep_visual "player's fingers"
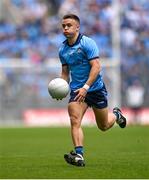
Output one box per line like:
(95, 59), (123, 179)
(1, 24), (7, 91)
(74, 94), (79, 101)
(82, 96), (86, 102)
(79, 97), (85, 103)
(82, 96), (85, 101)
(75, 95), (85, 102)
(74, 89), (79, 93)
(74, 93), (84, 101)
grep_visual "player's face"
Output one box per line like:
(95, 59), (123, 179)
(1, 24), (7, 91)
(62, 18), (80, 38)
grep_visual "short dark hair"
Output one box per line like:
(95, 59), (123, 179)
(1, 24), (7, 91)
(63, 14), (80, 24)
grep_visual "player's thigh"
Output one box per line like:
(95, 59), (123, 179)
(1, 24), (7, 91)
(92, 107), (109, 128)
(68, 102), (88, 126)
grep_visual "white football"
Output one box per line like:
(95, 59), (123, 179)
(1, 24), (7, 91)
(48, 78), (69, 99)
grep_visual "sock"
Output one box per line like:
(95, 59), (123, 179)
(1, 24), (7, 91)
(75, 146), (84, 156)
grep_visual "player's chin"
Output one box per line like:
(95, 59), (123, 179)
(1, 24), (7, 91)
(64, 33), (72, 38)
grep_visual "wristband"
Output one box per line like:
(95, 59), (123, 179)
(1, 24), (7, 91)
(83, 84), (90, 91)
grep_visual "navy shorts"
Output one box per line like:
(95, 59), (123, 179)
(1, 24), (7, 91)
(69, 84), (108, 109)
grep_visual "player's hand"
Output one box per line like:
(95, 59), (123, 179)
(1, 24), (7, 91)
(74, 88), (87, 102)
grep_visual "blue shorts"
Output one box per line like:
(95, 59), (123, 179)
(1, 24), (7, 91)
(69, 84), (108, 109)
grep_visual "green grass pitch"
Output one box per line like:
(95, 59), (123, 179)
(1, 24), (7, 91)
(0, 125), (149, 179)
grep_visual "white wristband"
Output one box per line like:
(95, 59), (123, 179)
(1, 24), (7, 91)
(83, 84), (90, 91)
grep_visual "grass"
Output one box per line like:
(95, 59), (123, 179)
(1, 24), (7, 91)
(0, 125), (149, 179)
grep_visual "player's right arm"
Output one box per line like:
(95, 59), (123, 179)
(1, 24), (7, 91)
(61, 64), (70, 83)
(59, 47), (70, 82)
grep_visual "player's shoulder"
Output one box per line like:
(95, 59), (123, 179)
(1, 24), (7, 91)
(81, 35), (97, 46)
(81, 34), (93, 41)
(59, 40), (66, 54)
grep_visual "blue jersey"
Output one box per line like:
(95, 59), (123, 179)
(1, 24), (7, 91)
(59, 34), (104, 92)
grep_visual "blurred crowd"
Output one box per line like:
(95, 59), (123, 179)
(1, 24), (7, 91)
(0, 0), (114, 61)
(0, 0), (149, 106)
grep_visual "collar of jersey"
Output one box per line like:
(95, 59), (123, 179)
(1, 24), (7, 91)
(63, 33), (83, 47)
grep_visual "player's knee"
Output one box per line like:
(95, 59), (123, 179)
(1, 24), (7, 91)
(70, 115), (80, 128)
(97, 124), (108, 132)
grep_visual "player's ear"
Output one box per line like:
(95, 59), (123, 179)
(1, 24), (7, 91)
(76, 24), (80, 31)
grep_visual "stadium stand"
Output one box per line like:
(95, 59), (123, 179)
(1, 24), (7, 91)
(0, 0), (149, 109)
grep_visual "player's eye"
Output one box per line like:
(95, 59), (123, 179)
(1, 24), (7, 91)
(62, 23), (72, 28)
(67, 23), (72, 27)
(62, 24), (66, 28)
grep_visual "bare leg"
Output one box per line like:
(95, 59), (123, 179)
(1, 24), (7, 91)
(93, 107), (116, 131)
(68, 102), (88, 146)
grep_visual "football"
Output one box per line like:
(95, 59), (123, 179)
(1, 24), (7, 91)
(48, 78), (69, 99)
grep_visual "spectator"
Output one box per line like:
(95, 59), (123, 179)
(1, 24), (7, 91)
(126, 80), (145, 123)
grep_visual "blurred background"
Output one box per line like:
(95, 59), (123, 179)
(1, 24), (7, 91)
(0, 0), (149, 126)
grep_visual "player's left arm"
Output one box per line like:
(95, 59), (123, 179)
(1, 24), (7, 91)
(74, 58), (100, 102)
(85, 58), (101, 87)
(74, 37), (101, 102)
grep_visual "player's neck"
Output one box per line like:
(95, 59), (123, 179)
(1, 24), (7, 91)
(67, 33), (79, 45)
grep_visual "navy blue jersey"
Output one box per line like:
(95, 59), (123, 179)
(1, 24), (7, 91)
(59, 34), (104, 92)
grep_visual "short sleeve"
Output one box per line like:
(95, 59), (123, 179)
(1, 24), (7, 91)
(59, 48), (67, 65)
(82, 37), (99, 60)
